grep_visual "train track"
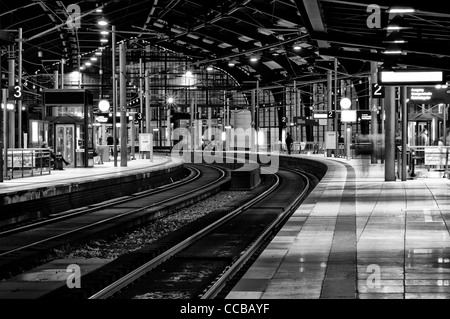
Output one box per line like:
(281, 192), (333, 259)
(86, 168), (311, 299)
(0, 164), (202, 237)
(0, 164), (228, 279)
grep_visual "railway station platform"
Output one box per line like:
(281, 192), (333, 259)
(226, 154), (450, 299)
(0, 155), (180, 196)
(0, 155), (184, 227)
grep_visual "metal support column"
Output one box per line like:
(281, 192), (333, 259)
(251, 89), (255, 152)
(334, 58), (339, 156)
(256, 81), (259, 152)
(166, 105), (171, 149)
(145, 70), (151, 133)
(60, 59), (64, 89)
(385, 86), (396, 181)
(401, 86), (408, 181)
(190, 97), (195, 152)
(8, 47), (15, 148)
(112, 25), (118, 167)
(1, 89), (6, 182)
(380, 98), (385, 164)
(370, 62), (378, 163)
(18, 28), (23, 148)
(139, 58), (143, 135)
(327, 70), (332, 157)
(119, 42), (127, 167)
(131, 116), (135, 160)
(54, 70), (59, 89)
(193, 91), (198, 151)
(444, 105), (447, 145)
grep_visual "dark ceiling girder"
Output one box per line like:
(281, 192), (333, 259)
(241, 1), (301, 28)
(293, 0), (329, 49)
(319, 47), (450, 72)
(147, 0), (251, 43)
(311, 31), (450, 58)
(213, 19), (276, 46)
(188, 28), (257, 53)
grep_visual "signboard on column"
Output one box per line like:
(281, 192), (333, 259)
(139, 133), (153, 162)
(407, 87), (450, 104)
(325, 131), (337, 150)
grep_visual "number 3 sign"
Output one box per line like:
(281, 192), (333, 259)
(8, 85), (22, 100)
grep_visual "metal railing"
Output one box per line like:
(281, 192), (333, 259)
(5, 148), (52, 179)
(397, 145), (450, 179)
(293, 142), (325, 154)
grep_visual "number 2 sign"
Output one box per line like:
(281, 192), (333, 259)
(372, 83), (385, 98)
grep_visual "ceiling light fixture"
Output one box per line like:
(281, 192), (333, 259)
(388, 7), (415, 14)
(386, 16), (411, 30)
(383, 43), (404, 55)
(100, 38), (108, 43)
(384, 31), (407, 44)
(98, 19), (108, 26)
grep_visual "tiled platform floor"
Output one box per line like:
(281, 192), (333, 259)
(227, 155), (450, 299)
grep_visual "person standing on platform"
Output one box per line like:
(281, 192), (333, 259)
(107, 133), (114, 156)
(420, 126), (429, 146)
(285, 133), (293, 155)
(94, 143), (104, 164)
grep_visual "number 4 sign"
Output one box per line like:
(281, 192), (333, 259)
(372, 83), (385, 98)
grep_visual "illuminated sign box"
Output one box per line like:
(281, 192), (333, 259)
(407, 87), (450, 103)
(341, 110), (357, 122)
(313, 113), (328, 119)
(357, 110), (372, 121)
(379, 70), (444, 86)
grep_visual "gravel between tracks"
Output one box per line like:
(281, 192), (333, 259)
(48, 191), (248, 260)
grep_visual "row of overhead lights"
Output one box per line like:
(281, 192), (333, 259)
(80, 16), (109, 71)
(382, 6), (415, 55)
(225, 42), (308, 67)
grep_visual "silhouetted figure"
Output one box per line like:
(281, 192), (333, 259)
(420, 126), (429, 146)
(42, 142), (70, 170)
(285, 133), (293, 155)
(107, 134), (114, 156)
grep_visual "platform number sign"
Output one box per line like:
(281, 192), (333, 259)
(8, 85), (22, 100)
(328, 111), (335, 119)
(372, 83), (385, 98)
(134, 112), (143, 125)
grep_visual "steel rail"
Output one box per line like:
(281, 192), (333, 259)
(0, 164), (200, 237)
(88, 167), (281, 299)
(201, 168), (310, 299)
(0, 164), (226, 258)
